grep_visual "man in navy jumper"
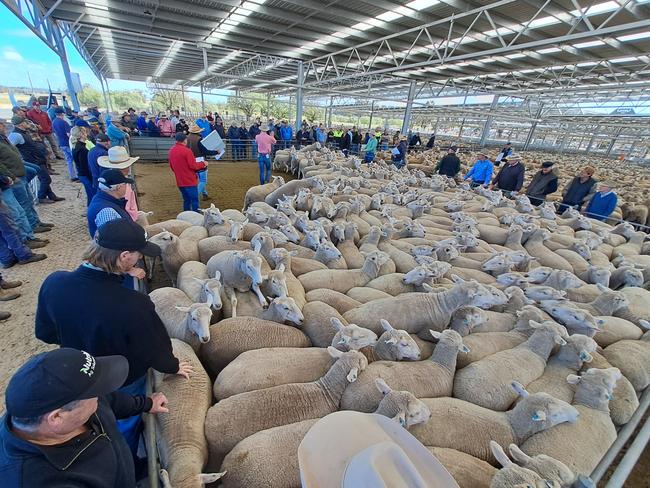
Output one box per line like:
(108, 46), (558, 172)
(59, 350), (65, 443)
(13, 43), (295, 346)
(584, 182), (618, 221)
(87, 169), (133, 237)
(490, 153), (525, 196)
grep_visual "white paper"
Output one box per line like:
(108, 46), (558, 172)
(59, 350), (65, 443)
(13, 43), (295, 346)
(495, 152), (504, 162)
(195, 156), (205, 163)
(201, 130), (226, 151)
(214, 148), (225, 160)
(391, 147), (401, 155)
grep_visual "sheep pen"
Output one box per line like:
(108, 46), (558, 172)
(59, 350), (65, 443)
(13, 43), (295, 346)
(137, 145), (650, 488)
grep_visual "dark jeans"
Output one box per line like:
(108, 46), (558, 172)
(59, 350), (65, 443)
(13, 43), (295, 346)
(179, 186), (199, 211)
(23, 161), (39, 183)
(0, 200), (32, 266)
(258, 154), (271, 185)
(78, 175), (96, 206)
(364, 151), (375, 163)
(117, 375), (146, 460)
(35, 164), (56, 200)
(230, 139), (241, 160)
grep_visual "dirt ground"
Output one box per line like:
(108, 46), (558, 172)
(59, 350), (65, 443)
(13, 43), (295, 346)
(133, 160), (291, 223)
(0, 159), (647, 485)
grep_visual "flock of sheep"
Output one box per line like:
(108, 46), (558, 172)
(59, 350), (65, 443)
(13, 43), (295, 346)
(138, 142), (649, 488)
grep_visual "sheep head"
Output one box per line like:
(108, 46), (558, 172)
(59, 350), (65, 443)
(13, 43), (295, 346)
(402, 266), (436, 286)
(429, 329), (470, 353)
(175, 303), (212, 343)
(148, 230), (176, 251)
(268, 296), (304, 326)
(236, 250), (263, 285)
(374, 378), (431, 428)
(524, 285), (567, 302)
(330, 317), (378, 351)
(228, 219), (247, 242)
(449, 306), (486, 336)
(588, 266), (611, 287)
(326, 347), (368, 383)
(562, 334), (598, 364)
(481, 252), (515, 272)
(497, 272), (530, 287)
(510, 383), (580, 429)
(507, 444), (576, 488)
(193, 276), (223, 311)
(538, 300), (602, 336)
(567, 367), (622, 405)
(203, 204), (224, 226)
(315, 241), (343, 263)
(377, 319), (421, 361)
(264, 266), (289, 298)
(245, 207), (269, 224)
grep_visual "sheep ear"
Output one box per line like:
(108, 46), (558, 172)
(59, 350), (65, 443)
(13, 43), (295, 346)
(198, 472), (226, 484)
(212, 270), (221, 281)
(566, 374), (582, 385)
(451, 274), (464, 283)
(429, 330), (442, 340)
(347, 367), (359, 383)
(528, 320), (542, 329)
(175, 306), (191, 313)
(277, 263), (285, 273)
(192, 277), (207, 285)
(489, 441), (512, 468)
(511, 381), (529, 397)
(531, 410), (546, 422)
(327, 346), (343, 358)
(380, 319), (393, 332)
(580, 351), (593, 363)
(421, 283), (435, 293)
(375, 378), (392, 395)
(392, 410), (407, 427)
(289, 251), (299, 257)
(330, 317), (345, 331)
(639, 319), (650, 331)
(554, 336), (567, 346)
(508, 444), (532, 465)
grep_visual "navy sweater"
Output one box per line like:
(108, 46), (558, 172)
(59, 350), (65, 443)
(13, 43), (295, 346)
(493, 162), (525, 192)
(35, 266), (179, 385)
(87, 191), (132, 237)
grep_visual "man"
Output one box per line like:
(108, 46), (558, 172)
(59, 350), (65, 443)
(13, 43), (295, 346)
(9, 116), (63, 204)
(391, 136), (407, 169)
(426, 133), (436, 149)
(227, 122), (241, 161)
(351, 126), (362, 154)
(249, 121), (261, 158)
(0, 348), (169, 487)
(525, 161), (559, 206)
(463, 152), (494, 188)
(87, 169), (134, 237)
(495, 142), (512, 166)
(296, 125), (312, 147)
(97, 145), (140, 221)
(584, 182), (618, 221)
(0, 270), (21, 320)
(364, 131), (378, 164)
(0, 193), (47, 267)
(88, 133), (111, 188)
(280, 120), (293, 149)
(157, 113), (174, 137)
(409, 131), (422, 149)
(255, 128), (276, 185)
(339, 128), (352, 156)
(436, 147), (461, 178)
(238, 121), (249, 159)
(316, 124), (327, 144)
(52, 107), (77, 180)
(136, 111), (148, 132)
(558, 166), (597, 214)
(490, 153), (525, 195)
(26, 101), (63, 160)
(169, 132), (207, 211)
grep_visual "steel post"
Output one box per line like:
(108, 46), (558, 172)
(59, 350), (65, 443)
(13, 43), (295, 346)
(295, 61), (304, 133)
(523, 102), (544, 151)
(368, 100), (375, 130)
(200, 82), (205, 114)
(585, 125), (600, 154)
(401, 81), (417, 134)
(479, 95), (500, 147)
(104, 76), (113, 112)
(53, 22), (80, 111)
(99, 77), (110, 112)
(606, 128), (623, 157)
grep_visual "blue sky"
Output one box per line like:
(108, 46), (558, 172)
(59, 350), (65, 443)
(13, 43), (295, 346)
(0, 3), (146, 92)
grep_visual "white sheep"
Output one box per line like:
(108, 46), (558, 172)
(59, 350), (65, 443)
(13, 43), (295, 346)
(176, 261), (222, 313)
(148, 231), (200, 284)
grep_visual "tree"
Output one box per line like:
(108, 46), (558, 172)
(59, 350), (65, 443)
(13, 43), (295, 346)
(110, 89), (147, 112)
(78, 84), (103, 108)
(151, 87), (181, 112)
(303, 106), (324, 124)
(229, 97), (258, 119)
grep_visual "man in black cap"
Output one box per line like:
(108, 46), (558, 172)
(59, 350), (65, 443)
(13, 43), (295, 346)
(436, 147), (461, 179)
(525, 161), (559, 206)
(87, 168), (134, 237)
(0, 348), (168, 487)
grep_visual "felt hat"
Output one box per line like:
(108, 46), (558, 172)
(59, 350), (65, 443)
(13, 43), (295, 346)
(298, 411), (458, 488)
(97, 145), (139, 169)
(188, 123), (202, 134)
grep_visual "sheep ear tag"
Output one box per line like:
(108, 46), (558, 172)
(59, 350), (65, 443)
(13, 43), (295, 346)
(459, 344), (470, 353)
(392, 411), (407, 428)
(532, 410), (547, 422)
(579, 351), (593, 362)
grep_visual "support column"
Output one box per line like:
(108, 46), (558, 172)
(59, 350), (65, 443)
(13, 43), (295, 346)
(368, 100), (375, 130)
(479, 95), (499, 147)
(295, 61), (304, 133)
(180, 84), (187, 113)
(327, 97), (333, 127)
(606, 128), (622, 157)
(585, 125), (600, 154)
(53, 22), (80, 111)
(457, 117), (466, 142)
(266, 91), (271, 118)
(104, 76), (113, 112)
(99, 76), (110, 112)
(523, 102), (544, 151)
(401, 80), (417, 134)
(200, 82), (205, 114)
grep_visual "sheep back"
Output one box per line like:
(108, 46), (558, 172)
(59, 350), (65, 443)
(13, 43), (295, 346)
(426, 447), (496, 488)
(346, 287), (393, 303)
(472, 311), (518, 333)
(220, 419), (317, 488)
(301, 301), (347, 347)
(290, 257), (328, 277)
(176, 261), (209, 302)
(298, 268), (367, 293)
(179, 225), (208, 242)
(214, 347), (332, 400)
(199, 237), (250, 263)
(603, 339), (650, 392)
(201, 317), (310, 375)
(146, 219), (192, 237)
(154, 339), (211, 488)
(594, 316), (643, 347)
(305, 289), (361, 314)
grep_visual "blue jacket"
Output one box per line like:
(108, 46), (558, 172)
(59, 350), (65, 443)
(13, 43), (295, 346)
(52, 117), (70, 147)
(227, 126), (240, 140)
(136, 116), (148, 131)
(238, 127), (249, 139)
(87, 144), (108, 188)
(87, 190), (132, 237)
(195, 119), (211, 138)
(280, 126), (293, 141)
(585, 191), (618, 221)
(464, 159), (494, 184)
(107, 123), (127, 147)
(316, 128), (327, 143)
(249, 124), (261, 138)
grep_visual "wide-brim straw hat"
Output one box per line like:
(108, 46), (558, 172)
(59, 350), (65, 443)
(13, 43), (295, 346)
(298, 411), (458, 488)
(98, 145), (139, 169)
(188, 123), (202, 134)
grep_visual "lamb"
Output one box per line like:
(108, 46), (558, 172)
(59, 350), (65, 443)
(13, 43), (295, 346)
(594, 315), (644, 347)
(260, 264), (289, 299)
(206, 250), (265, 317)
(342, 276), (498, 336)
(219, 292), (304, 325)
(298, 250), (390, 293)
(364, 266), (440, 296)
(427, 447), (496, 488)
(148, 231), (200, 284)
(304, 288), (361, 314)
(146, 218), (192, 237)
(409, 382), (578, 463)
(154, 339), (223, 488)
(522, 334), (598, 402)
(176, 261), (222, 312)
(268, 248), (306, 309)
(609, 265), (644, 289)
(520, 368), (622, 476)
(453, 321), (568, 411)
(538, 300), (603, 337)
(198, 235), (250, 263)
(205, 348), (367, 464)
(340, 329), (468, 412)
(335, 222), (365, 269)
(134, 210), (153, 227)
(603, 322), (650, 391)
(200, 316), (311, 375)
(524, 229), (574, 272)
(148, 287), (212, 351)
(176, 210), (205, 226)
(243, 175), (285, 210)
(523, 286), (567, 302)
(331, 317), (378, 351)
(219, 379), (430, 488)
(571, 284), (629, 316)
(339, 319), (421, 362)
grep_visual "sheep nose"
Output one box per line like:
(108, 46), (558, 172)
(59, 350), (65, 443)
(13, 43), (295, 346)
(201, 336), (210, 343)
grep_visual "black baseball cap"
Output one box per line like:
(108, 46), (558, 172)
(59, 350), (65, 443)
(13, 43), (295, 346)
(98, 168), (134, 187)
(96, 218), (161, 257)
(96, 133), (110, 143)
(5, 348), (129, 418)
(541, 161), (554, 168)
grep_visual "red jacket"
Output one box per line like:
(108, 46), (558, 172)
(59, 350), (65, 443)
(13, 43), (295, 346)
(26, 108), (53, 134)
(169, 142), (206, 187)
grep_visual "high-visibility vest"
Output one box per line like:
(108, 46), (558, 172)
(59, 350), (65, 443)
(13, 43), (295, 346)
(374, 131), (382, 140)
(333, 130), (343, 137)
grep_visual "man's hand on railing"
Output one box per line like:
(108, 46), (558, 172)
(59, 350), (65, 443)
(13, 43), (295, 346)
(126, 267), (147, 280)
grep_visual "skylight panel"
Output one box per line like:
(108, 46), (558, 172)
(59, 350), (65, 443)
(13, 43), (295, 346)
(406, 0), (439, 10)
(377, 11), (402, 22)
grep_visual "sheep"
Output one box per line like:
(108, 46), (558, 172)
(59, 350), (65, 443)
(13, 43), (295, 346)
(154, 339), (223, 488)
(298, 250), (390, 293)
(200, 316), (311, 375)
(364, 266), (440, 296)
(409, 382), (579, 464)
(205, 348), (368, 464)
(335, 318), (421, 362)
(524, 229), (574, 272)
(330, 317), (377, 351)
(259, 264), (289, 299)
(177, 210), (204, 226)
(243, 175), (285, 210)
(538, 301), (602, 337)
(342, 276), (499, 336)
(206, 250), (265, 317)
(453, 321), (568, 411)
(346, 286), (393, 303)
(427, 447), (497, 488)
(197, 236), (250, 263)
(522, 334), (598, 402)
(571, 284), (629, 316)
(304, 288), (361, 314)
(146, 219), (192, 237)
(176, 261), (222, 313)
(340, 329), (468, 412)
(594, 315), (644, 347)
(267, 248), (306, 309)
(603, 322), (650, 392)
(148, 287), (212, 351)
(135, 210), (153, 227)
(520, 368), (622, 476)
(148, 231), (200, 284)
(219, 379), (429, 488)
(449, 306), (488, 336)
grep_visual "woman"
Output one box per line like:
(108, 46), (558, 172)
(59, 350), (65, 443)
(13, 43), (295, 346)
(71, 126), (95, 205)
(364, 131), (378, 164)
(146, 116), (160, 137)
(187, 123), (211, 201)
